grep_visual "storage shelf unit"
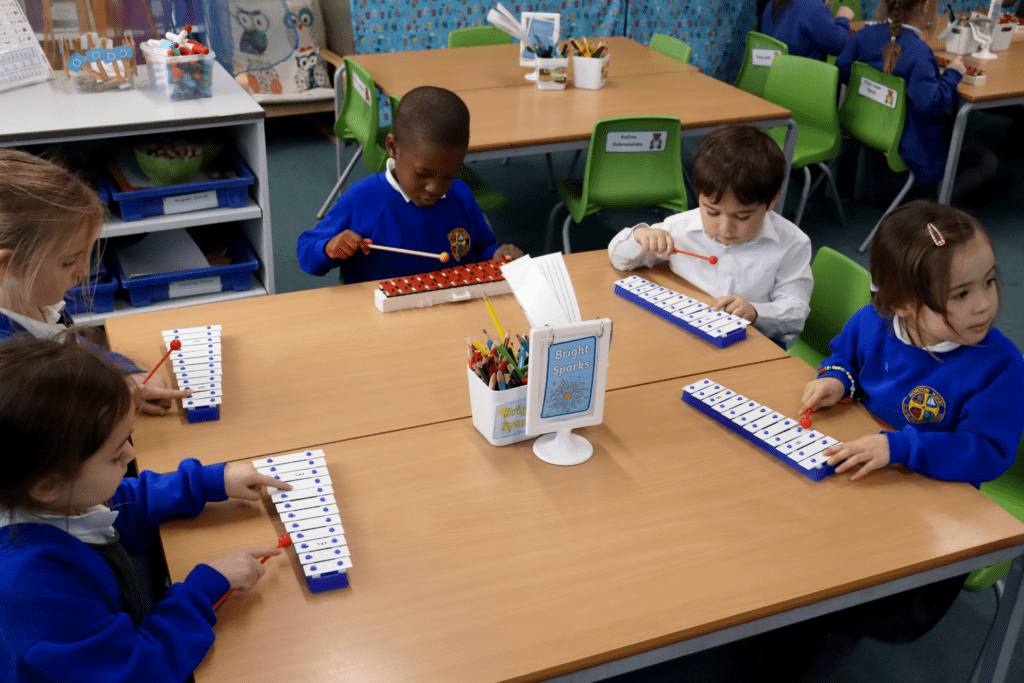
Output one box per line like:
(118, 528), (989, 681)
(0, 63), (274, 324)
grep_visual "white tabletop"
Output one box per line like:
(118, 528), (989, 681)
(0, 61), (263, 145)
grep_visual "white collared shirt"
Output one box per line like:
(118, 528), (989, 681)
(384, 157), (446, 203)
(0, 301), (67, 338)
(893, 314), (961, 353)
(0, 504), (119, 544)
(608, 208), (813, 345)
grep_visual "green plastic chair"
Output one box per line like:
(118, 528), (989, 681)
(448, 25), (515, 48)
(832, 0), (862, 21)
(317, 57), (392, 219)
(734, 31), (789, 98)
(387, 94), (507, 214)
(546, 116), (687, 254)
(649, 33), (691, 64)
(788, 247), (871, 368)
(762, 54), (846, 228)
(839, 61), (913, 253)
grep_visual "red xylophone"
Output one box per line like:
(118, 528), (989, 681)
(374, 259), (512, 312)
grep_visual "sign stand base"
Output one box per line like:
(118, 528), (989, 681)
(533, 428), (593, 466)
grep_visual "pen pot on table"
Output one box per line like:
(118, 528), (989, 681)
(534, 56), (569, 90)
(572, 55), (609, 90)
(467, 367), (531, 446)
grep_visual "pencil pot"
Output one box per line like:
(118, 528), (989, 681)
(141, 43), (215, 101)
(572, 55), (609, 90)
(534, 56), (569, 90)
(467, 367), (531, 446)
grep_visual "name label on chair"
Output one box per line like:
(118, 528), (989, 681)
(751, 48), (781, 66)
(857, 76), (898, 109)
(605, 131), (668, 153)
(353, 74), (371, 106)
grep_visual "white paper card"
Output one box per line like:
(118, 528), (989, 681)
(857, 76), (898, 109)
(751, 48), (781, 67)
(605, 131), (669, 153)
(162, 190), (218, 215)
(168, 276), (222, 299)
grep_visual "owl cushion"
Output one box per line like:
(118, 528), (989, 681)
(225, 0), (333, 102)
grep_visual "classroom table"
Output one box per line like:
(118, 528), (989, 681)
(158, 357), (1024, 683)
(347, 38), (797, 199)
(105, 251), (789, 473)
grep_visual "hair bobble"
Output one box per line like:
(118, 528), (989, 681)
(926, 222), (945, 246)
(890, 35), (897, 42)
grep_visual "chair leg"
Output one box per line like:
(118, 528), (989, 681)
(859, 170), (915, 253)
(816, 161), (847, 229)
(546, 201), (566, 254)
(317, 144), (363, 220)
(546, 153), (557, 192)
(794, 166), (812, 227)
(567, 149), (582, 182)
(561, 213), (575, 255)
(503, 156), (511, 166)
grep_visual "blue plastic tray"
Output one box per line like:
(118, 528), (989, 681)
(102, 153), (255, 222)
(113, 233), (259, 307)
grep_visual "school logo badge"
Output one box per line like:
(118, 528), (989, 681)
(448, 227), (471, 261)
(901, 385), (946, 424)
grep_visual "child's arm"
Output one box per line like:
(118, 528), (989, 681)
(743, 236), (813, 344)
(297, 196), (371, 276)
(810, 0), (854, 55)
(324, 230), (371, 260)
(127, 372), (193, 416)
(608, 223), (673, 271)
(905, 44), (963, 115)
(492, 244), (525, 261)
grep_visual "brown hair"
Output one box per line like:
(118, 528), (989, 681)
(692, 124), (786, 207)
(0, 149), (105, 312)
(869, 200), (995, 332)
(876, 0), (936, 74)
(0, 334), (133, 513)
(392, 86), (471, 150)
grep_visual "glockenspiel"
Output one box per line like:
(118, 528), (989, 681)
(613, 276), (750, 348)
(681, 378), (838, 481)
(162, 325), (222, 423)
(254, 449), (351, 594)
(375, 260), (512, 312)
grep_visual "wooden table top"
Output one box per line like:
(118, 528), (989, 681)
(161, 357), (1024, 683)
(105, 252), (788, 473)
(349, 36), (696, 96)
(459, 70), (792, 153)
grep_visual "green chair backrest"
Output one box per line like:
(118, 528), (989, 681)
(649, 33), (691, 64)
(791, 247), (871, 365)
(448, 25), (515, 48)
(734, 31), (789, 97)
(762, 54), (841, 161)
(337, 57), (390, 173)
(964, 437), (1024, 591)
(832, 0), (862, 21)
(838, 61), (908, 173)
(579, 116), (687, 213)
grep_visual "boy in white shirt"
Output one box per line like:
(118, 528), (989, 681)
(608, 124), (813, 347)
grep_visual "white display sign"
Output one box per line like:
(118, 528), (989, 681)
(751, 48), (781, 67)
(168, 276), (222, 299)
(605, 131), (668, 153)
(857, 76), (898, 109)
(162, 190), (218, 215)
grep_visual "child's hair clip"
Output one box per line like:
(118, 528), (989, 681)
(926, 222), (945, 246)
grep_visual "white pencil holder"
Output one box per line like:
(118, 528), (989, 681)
(467, 367), (531, 446)
(534, 56), (569, 90)
(946, 26), (981, 54)
(572, 55), (609, 90)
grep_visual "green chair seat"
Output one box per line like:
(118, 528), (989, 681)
(448, 25), (515, 48)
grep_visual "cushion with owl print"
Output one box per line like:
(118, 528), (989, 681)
(221, 0), (334, 102)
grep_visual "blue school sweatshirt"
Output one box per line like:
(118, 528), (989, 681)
(835, 22), (962, 183)
(0, 459), (230, 683)
(819, 306), (1024, 488)
(761, 0), (853, 61)
(296, 172), (498, 284)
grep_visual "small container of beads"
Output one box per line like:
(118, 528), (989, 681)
(141, 42), (216, 101)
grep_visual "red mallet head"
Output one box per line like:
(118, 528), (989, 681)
(170, 339), (182, 351)
(439, 252), (450, 263)
(800, 408), (812, 430)
(278, 534), (293, 549)
(708, 255), (718, 265)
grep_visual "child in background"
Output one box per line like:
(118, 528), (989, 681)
(834, 0), (978, 187)
(801, 200), (1023, 485)
(0, 149), (190, 416)
(0, 336), (290, 682)
(608, 124), (813, 348)
(297, 86), (523, 284)
(761, 0), (855, 61)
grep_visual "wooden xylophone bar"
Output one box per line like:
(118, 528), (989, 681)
(614, 276), (749, 348)
(681, 378), (838, 481)
(374, 260), (512, 312)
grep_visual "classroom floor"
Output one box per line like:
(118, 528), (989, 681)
(265, 111), (1023, 682)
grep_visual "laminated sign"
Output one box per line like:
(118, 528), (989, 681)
(606, 131), (668, 153)
(858, 76), (898, 109)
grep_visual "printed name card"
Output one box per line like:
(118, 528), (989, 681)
(751, 48), (781, 67)
(605, 131), (668, 153)
(857, 76), (898, 109)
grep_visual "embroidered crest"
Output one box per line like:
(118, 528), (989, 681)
(901, 385), (946, 424)
(448, 227), (471, 261)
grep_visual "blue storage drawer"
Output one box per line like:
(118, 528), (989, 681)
(113, 233), (259, 308)
(64, 260), (119, 315)
(101, 153), (255, 222)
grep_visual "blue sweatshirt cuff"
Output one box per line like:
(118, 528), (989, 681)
(818, 369), (852, 397)
(200, 461), (228, 502)
(184, 563), (232, 607)
(482, 243), (499, 261)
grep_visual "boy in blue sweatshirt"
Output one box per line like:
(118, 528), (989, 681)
(297, 86), (523, 284)
(761, 0), (855, 61)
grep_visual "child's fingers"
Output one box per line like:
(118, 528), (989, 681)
(137, 401), (167, 416)
(256, 473), (291, 490)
